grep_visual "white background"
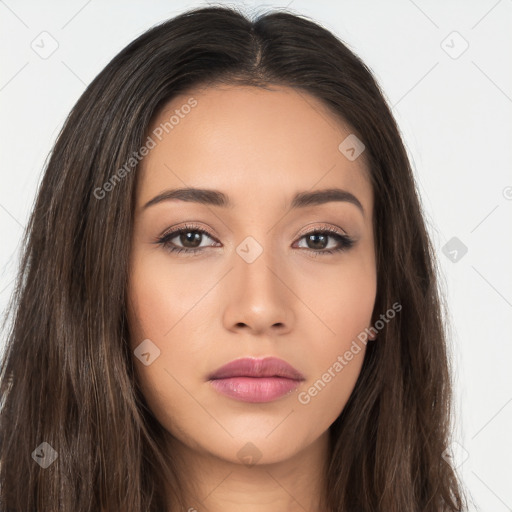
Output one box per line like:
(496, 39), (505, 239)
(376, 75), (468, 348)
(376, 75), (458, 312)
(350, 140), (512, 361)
(1, 1), (511, 510)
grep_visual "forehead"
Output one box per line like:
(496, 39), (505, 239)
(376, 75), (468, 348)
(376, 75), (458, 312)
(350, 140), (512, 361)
(136, 84), (372, 217)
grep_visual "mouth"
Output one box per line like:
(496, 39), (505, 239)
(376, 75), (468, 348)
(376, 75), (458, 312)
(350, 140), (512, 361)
(208, 356), (305, 403)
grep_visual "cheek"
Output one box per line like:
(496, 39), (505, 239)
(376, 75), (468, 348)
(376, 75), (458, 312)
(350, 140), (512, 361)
(126, 248), (211, 344)
(126, 256), (203, 381)
(126, 252), (215, 432)
(297, 278), (372, 390)
(292, 265), (375, 418)
(298, 249), (377, 345)
(296, 345), (366, 432)
(126, 267), (209, 451)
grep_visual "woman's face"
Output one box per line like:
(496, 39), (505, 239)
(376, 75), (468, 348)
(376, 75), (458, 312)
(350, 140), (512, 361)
(127, 84), (376, 466)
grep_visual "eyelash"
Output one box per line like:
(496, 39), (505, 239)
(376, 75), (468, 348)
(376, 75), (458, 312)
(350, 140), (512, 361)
(155, 223), (355, 257)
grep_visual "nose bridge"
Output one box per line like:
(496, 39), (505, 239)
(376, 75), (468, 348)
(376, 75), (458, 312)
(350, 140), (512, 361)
(233, 231), (282, 296)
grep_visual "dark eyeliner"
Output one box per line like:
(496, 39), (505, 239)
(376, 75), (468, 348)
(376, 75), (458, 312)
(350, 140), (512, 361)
(155, 223), (355, 256)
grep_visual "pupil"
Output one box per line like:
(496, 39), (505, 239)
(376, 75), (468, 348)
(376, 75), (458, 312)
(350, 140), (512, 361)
(309, 234), (326, 249)
(181, 231), (201, 248)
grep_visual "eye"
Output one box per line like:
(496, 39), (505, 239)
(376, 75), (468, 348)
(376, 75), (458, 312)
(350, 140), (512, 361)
(155, 223), (219, 255)
(155, 223), (355, 256)
(293, 225), (355, 255)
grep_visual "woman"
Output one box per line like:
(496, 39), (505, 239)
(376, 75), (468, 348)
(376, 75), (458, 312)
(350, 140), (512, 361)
(0, 5), (467, 511)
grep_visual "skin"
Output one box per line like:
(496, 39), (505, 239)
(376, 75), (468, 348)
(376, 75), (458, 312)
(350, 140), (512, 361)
(127, 84), (377, 512)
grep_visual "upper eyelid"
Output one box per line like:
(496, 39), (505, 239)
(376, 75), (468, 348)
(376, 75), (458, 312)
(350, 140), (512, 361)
(161, 224), (347, 239)
(160, 225), (218, 242)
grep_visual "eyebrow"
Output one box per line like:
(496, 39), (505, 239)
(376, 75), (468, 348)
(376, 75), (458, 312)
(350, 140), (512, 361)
(143, 187), (364, 216)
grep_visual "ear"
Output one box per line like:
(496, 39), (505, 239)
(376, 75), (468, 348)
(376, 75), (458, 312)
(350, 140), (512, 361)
(367, 330), (378, 341)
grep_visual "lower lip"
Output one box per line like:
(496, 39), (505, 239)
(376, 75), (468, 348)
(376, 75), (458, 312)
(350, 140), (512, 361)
(209, 377), (302, 403)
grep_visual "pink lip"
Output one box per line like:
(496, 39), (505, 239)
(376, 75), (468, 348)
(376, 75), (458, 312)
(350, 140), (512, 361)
(208, 357), (305, 403)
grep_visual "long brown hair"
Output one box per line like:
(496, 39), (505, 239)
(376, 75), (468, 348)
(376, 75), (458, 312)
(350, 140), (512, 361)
(0, 5), (467, 511)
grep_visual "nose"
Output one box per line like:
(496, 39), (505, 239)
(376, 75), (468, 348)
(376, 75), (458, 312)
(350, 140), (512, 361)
(221, 244), (295, 336)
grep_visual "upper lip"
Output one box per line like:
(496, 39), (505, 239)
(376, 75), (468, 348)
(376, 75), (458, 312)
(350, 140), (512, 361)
(208, 356), (305, 381)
